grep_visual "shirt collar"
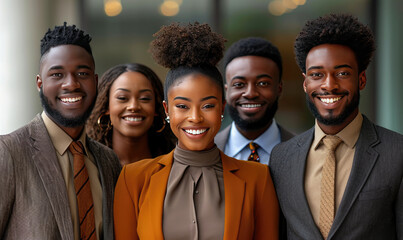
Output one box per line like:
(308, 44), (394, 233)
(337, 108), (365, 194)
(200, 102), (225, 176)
(42, 111), (89, 156)
(313, 112), (363, 150)
(227, 119), (280, 156)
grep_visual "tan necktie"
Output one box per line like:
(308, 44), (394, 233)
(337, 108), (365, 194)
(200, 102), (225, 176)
(248, 142), (260, 162)
(69, 141), (96, 240)
(318, 135), (342, 239)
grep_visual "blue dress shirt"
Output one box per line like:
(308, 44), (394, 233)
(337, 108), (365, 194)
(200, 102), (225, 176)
(224, 120), (281, 165)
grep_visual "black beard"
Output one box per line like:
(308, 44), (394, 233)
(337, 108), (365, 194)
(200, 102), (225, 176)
(306, 90), (360, 126)
(228, 98), (278, 131)
(39, 88), (96, 128)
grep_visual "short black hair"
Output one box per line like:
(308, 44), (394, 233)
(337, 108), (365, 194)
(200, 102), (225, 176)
(295, 13), (375, 73)
(224, 37), (283, 80)
(40, 22), (93, 57)
(150, 22), (226, 103)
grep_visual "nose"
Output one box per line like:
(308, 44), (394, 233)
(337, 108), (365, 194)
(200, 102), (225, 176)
(188, 108), (203, 123)
(321, 74), (339, 92)
(61, 74), (80, 90)
(127, 98), (140, 112)
(242, 83), (259, 99)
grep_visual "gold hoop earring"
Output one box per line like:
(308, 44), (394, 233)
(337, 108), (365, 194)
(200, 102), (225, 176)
(155, 117), (166, 133)
(97, 113), (112, 131)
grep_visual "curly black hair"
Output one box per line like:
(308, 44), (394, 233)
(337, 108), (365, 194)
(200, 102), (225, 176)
(86, 63), (176, 157)
(294, 13), (375, 73)
(150, 22), (226, 102)
(224, 37), (283, 81)
(40, 22), (93, 57)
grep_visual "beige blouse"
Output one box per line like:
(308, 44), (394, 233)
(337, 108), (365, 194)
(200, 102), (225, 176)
(163, 145), (225, 240)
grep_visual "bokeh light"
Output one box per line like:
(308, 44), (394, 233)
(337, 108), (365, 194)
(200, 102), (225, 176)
(104, 0), (122, 17)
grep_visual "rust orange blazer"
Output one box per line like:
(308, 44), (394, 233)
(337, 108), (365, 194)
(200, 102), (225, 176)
(114, 149), (279, 240)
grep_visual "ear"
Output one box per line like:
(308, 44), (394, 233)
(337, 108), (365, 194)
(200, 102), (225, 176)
(36, 75), (42, 91)
(95, 73), (99, 86)
(302, 73), (307, 93)
(162, 100), (169, 116)
(278, 80), (283, 95)
(358, 71), (367, 90)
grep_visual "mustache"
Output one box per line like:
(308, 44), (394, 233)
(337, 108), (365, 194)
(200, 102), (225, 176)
(312, 91), (349, 98)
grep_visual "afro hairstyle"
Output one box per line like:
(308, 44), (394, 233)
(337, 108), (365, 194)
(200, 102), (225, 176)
(150, 22), (226, 102)
(224, 37), (283, 80)
(40, 22), (93, 57)
(294, 13), (375, 73)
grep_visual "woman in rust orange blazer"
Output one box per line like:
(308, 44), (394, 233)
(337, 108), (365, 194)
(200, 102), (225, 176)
(113, 22), (279, 240)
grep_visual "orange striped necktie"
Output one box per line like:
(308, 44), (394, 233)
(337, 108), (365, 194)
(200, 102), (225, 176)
(69, 141), (96, 240)
(247, 142), (260, 162)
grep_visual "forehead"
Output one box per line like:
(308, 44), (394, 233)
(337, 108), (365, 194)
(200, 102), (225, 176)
(169, 74), (222, 98)
(40, 44), (95, 71)
(225, 56), (279, 79)
(306, 44), (358, 70)
(111, 71), (153, 92)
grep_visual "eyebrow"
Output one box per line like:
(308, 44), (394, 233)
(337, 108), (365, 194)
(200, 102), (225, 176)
(47, 65), (92, 71)
(173, 96), (218, 102)
(231, 74), (273, 81)
(115, 88), (153, 93)
(307, 64), (353, 71)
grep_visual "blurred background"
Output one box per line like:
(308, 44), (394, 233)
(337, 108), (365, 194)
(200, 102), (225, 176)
(1, 0), (402, 135)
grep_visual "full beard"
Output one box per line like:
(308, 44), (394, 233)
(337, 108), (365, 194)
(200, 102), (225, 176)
(306, 90), (360, 126)
(39, 88), (96, 128)
(228, 98), (278, 131)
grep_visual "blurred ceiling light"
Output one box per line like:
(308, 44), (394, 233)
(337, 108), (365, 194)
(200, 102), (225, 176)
(268, 0), (287, 16)
(160, 1), (180, 17)
(292, 0), (306, 5)
(283, 0), (297, 9)
(104, 0), (122, 17)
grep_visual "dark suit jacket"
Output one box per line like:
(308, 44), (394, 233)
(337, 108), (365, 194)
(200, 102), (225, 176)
(0, 114), (122, 240)
(269, 115), (403, 240)
(215, 123), (294, 152)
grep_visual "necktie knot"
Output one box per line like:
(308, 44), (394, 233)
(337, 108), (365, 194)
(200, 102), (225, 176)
(69, 141), (85, 156)
(248, 142), (260, 162)
(322, 135), (342, 152)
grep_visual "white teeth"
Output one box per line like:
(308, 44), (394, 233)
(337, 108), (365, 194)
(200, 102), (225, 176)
(320, 97), (342, 104)
(60, 97), (82, 103)
(124, 117), (142, 122)
(185, 129), (207, 135)
(241, 104), (261, 108)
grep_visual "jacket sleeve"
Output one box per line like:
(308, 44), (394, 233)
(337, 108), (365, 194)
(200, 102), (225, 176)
(254, 165), (279, 240)
(0, 139), (15, 238)
(114, 165), (139, 240)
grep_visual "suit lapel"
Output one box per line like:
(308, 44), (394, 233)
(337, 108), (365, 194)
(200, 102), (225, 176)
(293, 130), (323, 238)
(329, 116), (379, 238)
(30, 115), (73, 240)
(221, 152), (245, 240)
(215, 125), (231, 151)
(147, 152), (174, 239)
(88, 139), (117, 240)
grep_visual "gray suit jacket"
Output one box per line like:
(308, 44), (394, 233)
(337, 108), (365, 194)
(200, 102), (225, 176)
(215, 122), (294, 152)
(0, 114), (122, 240)
(269, 115), (403, 239)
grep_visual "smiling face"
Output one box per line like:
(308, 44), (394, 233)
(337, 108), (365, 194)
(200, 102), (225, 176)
(37, 44), (98, 131)
(108, 71), (156, 140)
(164, 73), (224, 151)
(225, 56), (282, 134)
(303, 44), (366, 134)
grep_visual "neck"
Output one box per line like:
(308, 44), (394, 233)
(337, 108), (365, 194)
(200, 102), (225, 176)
(236, 119), (273, 140)
(61, 125), (84, 140)
(318, 110), (359, 135)
(112, 131), (152, 166)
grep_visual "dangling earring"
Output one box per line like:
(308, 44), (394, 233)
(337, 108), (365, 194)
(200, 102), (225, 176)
(165, 116), (170, 124)
(221, 115), (224, 122)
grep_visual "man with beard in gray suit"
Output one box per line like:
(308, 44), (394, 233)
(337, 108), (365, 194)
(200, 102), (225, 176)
(215, 37), (293, 165)
(0, 23), (121, 240)
(270, 14), (403, 239)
